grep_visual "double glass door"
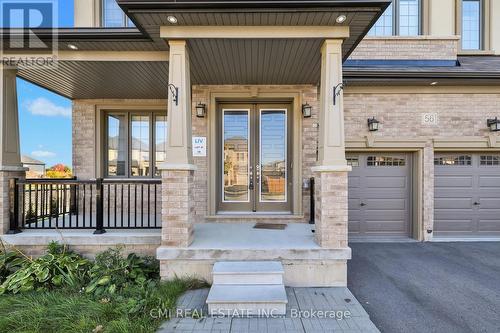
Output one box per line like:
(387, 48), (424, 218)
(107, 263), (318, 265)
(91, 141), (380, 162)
(218, 103), (292, 213)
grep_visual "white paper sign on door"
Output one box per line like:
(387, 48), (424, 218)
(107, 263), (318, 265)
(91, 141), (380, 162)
(192, 137), (207, 157)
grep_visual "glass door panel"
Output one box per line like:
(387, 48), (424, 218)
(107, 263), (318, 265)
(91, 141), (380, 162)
(259, 110), (287, 202)
(223, 110), (250, 203)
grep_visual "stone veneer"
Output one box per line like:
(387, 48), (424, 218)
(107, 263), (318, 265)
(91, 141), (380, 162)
(314, 171), (349, 248)
(349, 36), (459, 60)
(0, 170), (25, 234)
(161, 169), (195, 247)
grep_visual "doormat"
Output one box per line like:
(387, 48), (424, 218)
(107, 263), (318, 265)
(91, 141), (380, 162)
(253, 223), (287, 230)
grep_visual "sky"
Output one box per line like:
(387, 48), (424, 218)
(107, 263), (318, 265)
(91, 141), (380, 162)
(2, 0), (74, 167)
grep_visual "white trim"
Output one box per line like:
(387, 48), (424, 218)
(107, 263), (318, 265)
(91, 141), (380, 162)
(222, 109), (251, 203)
(259, 108), (288, 203)
(0, 166), (28, 172)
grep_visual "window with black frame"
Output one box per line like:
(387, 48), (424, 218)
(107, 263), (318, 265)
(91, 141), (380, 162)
(105, 112), (167, 178)
(368, 0), (421, 36)
(102, 0), (135, 27)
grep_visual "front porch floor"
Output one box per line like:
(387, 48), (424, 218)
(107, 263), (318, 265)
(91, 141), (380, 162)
(157, 223), (351, 287)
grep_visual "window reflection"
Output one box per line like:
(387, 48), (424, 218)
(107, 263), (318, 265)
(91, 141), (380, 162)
(155, 116), (168, 176)
(462, 0), (481, 50)
(103, 0), (135, 27)
(260, 110), (286, 202)
(223, 111), (249, 202)
(107, 115), (127, 176)
(131, 115), (150, 176)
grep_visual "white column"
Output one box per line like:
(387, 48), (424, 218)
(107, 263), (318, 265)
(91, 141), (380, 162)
(0, 65), (26, 234)
(0, 65), (22, 169)
(164, 40), (194, 168)
(317, 39), (348, 168)
(313, 39), (351, 249)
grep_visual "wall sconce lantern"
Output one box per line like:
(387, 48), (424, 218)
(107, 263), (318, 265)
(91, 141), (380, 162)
(167, 84), (179, 106)
(196, 103), (206, 118)
(333, 82), (346, 106)
(368, 117), (380, 131)
(302, 103), (312, 118)
(487, 117), (500, 132)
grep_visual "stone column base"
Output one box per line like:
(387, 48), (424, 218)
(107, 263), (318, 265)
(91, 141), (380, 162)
(313, 167), (350, 248)
(0, 168), (26, 234)
(160, 167), (196, 247)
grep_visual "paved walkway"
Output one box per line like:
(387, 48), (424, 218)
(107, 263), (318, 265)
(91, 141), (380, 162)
(158, 287), (379, 333)
(348, 242), (500, 333)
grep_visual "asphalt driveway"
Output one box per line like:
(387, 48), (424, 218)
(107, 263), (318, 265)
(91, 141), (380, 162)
(348, 242), (500, 333)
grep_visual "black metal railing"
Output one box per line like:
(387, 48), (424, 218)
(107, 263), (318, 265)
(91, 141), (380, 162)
(309, 177), (315, 224)
(9, 178), (161, 234)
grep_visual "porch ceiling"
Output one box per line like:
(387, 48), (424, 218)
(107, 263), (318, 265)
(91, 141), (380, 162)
(18, 61), (169, 99)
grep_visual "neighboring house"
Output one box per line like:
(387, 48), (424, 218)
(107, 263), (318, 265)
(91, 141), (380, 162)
(21, 155), (46, 179)
(1, 0), (499, 287)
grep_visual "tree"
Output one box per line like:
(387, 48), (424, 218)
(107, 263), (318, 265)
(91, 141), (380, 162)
(46, 164), (73, 178)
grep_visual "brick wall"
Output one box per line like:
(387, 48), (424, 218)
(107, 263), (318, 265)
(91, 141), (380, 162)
(344, 91), (500, 240)
(349, 36), (459, 60)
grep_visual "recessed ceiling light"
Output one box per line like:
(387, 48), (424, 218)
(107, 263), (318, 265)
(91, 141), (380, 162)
(430, 81), (438, 86)
(167, 15), (178, 24)
(67, 44), (78, 50)
(336, 15), (347, 24)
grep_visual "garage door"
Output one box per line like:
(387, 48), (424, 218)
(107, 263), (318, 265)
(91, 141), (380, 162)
(434, 153), (500, 238)
(347, 153), (412, 239)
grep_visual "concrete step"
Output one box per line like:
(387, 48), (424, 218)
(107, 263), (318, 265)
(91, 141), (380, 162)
(212, 261), (284, 285)
(206, 284), (288, 316)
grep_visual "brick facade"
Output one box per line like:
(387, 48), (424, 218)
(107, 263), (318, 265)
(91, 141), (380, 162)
(71, 88), (500, 242)
(0, 170), (25, 234)
(349, 36), (459, 61)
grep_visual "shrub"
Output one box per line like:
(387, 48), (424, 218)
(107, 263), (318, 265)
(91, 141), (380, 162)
(0, 251), (27, 284)
(85, 247), (160, 296)
(0, 242), (90, 294)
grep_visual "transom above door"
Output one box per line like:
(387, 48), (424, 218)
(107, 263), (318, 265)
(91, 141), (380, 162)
(217, 103), (292, 213)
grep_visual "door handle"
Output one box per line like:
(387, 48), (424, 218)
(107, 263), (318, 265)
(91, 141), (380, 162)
(474, 202), (480, 206)
(360, 202), (366, 207)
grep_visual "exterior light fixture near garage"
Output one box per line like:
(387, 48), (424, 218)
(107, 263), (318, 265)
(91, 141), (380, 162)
(167, 15), (178, 24)
(302, 103), (312, 118)
(196, 103), (206, 118)
(336, 15), (347, 24)
(487, 117), (500, 132)
(368, 117), (380, 131)
(67, 44), (78, 50)
(430, 81), (438, 86)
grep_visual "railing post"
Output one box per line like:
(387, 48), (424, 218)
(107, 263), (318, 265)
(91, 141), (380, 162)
(309, 177), (315, 225)
(94, 178), (105, 234)
(69, 177), (78, 215)
(8, 178), (21, 234)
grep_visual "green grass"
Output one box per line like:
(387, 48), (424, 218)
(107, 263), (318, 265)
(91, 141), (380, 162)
(0, 278), (208, 333)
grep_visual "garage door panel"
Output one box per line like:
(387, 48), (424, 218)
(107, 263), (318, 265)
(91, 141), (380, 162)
(348, 153), (411, 239)
(435, 220), (475, 232)
(434, 153), (500, 238)
(364, 198), (406, 210)
(435, 198), (473, 209)
(364, 220), (407, 232)
(434, 176), (473, 188)
(364, 176), (406, 188)
(479, 176), (500, 187)
(478, 220), (500, 232)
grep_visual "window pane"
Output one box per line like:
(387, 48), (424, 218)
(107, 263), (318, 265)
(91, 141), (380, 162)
(399, 0), (420, 36)
(223, 111), (249, 202)
(107, 115), (126, 177)
(131, 115), (150, 176)
(260, 110), (287, 202)
(368, 3), (393, 36)
(127, 17), (135, 27)
(155, 115), (167, 176)
(462, 0), (481, 50)
(103, 0), (125, 27)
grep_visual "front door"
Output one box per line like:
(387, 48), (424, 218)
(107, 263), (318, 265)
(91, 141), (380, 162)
(217, 103), (292, 213)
